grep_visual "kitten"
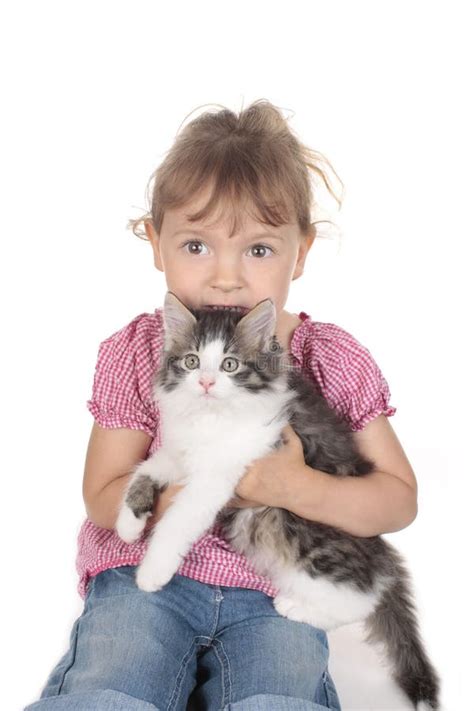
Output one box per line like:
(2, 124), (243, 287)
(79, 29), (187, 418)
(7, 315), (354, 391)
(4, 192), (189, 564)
(116, 291), (440, 711)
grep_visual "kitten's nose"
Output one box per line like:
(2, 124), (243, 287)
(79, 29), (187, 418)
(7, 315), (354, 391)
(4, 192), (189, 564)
(199, 376), (215, 393)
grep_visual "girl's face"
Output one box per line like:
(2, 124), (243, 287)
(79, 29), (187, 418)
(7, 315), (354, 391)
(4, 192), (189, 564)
(146, 186), (315, 321)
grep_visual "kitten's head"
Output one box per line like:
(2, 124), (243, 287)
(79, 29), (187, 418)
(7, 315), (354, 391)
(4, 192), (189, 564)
(155, 291), (286, 406)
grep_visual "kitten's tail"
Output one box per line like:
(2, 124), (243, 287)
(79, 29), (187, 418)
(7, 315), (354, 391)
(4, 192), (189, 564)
(364, 574), (441, 710)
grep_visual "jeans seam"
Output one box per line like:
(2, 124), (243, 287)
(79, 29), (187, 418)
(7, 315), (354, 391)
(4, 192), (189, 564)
(55, 617), (81, 695)
(321, 671), (330, 708)
(322, 669), (341, 711)
(165, 636), (199, 711)
(209, 637), (232, 709)
(209, 587), (223, 638)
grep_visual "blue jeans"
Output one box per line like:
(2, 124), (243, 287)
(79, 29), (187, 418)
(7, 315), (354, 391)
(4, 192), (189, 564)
(24, 565), (341, 710)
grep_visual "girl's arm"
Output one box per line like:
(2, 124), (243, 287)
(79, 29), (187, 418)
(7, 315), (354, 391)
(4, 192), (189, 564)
(228, 416), (418, 538)
(287, 415), (418, 537)
(83, 423), (182, 530)
(88, 415), (416, 539)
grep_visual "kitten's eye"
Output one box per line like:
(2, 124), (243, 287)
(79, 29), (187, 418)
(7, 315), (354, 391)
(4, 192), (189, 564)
(183, 354), (200, 369)
(221, 357), (239, 373)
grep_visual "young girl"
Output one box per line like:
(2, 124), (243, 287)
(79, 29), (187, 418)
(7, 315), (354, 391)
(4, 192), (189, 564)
(25, 100), (418, 711)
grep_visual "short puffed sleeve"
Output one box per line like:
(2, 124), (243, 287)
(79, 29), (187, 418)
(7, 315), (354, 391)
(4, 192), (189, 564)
(86, 311), (163, 438)
(299, 321), (397, 432)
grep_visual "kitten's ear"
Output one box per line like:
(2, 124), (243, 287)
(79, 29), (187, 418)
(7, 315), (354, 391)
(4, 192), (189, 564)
(233, 298), (276, 351)
(162, 291), (197, 351)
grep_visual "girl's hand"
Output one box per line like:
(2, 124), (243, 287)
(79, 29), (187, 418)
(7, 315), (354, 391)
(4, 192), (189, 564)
(143, 424), (306, 522)
(225, 424), (306, 509)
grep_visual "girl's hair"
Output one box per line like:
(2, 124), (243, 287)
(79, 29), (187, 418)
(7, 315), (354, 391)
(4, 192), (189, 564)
(128, 99), (344, 242)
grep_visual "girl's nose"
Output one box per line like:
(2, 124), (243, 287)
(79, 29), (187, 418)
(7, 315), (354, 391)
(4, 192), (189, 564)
(199, 376), (215, 392)
(211, 258), (243, 291)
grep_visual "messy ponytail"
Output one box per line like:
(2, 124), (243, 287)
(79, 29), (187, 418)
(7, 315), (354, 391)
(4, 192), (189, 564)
(128, 99), (344, 242)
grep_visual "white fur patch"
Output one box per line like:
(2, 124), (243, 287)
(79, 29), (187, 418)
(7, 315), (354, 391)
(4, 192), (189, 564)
(271, 565), (384, 631)
(115, 505), (149, 544)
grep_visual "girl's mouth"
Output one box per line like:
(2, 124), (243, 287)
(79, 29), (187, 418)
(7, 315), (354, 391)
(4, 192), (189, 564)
(203, 305), (251, 314)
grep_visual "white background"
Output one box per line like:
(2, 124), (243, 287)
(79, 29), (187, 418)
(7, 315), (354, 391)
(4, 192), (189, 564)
(1, 1), (471, 709)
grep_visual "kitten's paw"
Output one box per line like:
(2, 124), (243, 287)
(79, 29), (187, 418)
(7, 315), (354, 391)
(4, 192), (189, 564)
(115, 505), (150, 544)
(273, 593), (300, 619)
(135, 554), (180, 592)
(273, 593), (314, 625)
(135, 565), (168, 593)
(274, 593), (334, 630)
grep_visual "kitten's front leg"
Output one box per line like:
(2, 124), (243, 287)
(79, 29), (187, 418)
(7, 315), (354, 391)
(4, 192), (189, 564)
(115, 448), (180, 544)
(136, 474), (238, 592)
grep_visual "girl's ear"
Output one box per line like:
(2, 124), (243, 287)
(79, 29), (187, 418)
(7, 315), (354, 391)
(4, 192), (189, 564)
(145, 220), (164, 272)
(292, 231), (316, 281)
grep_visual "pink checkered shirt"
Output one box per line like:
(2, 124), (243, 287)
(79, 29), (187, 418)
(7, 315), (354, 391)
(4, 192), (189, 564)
(76, 308), (396, 600)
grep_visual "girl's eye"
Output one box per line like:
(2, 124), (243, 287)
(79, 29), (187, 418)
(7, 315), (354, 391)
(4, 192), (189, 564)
(183, 353), (200, 369)
(184, 241), (208, 256)
(182, 241), (274, 258)
(248, 244), (274, 258)
(221, 357), (239, 372)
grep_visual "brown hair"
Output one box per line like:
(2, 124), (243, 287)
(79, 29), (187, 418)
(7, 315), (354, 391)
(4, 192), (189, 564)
(128, 99), (344, 242)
